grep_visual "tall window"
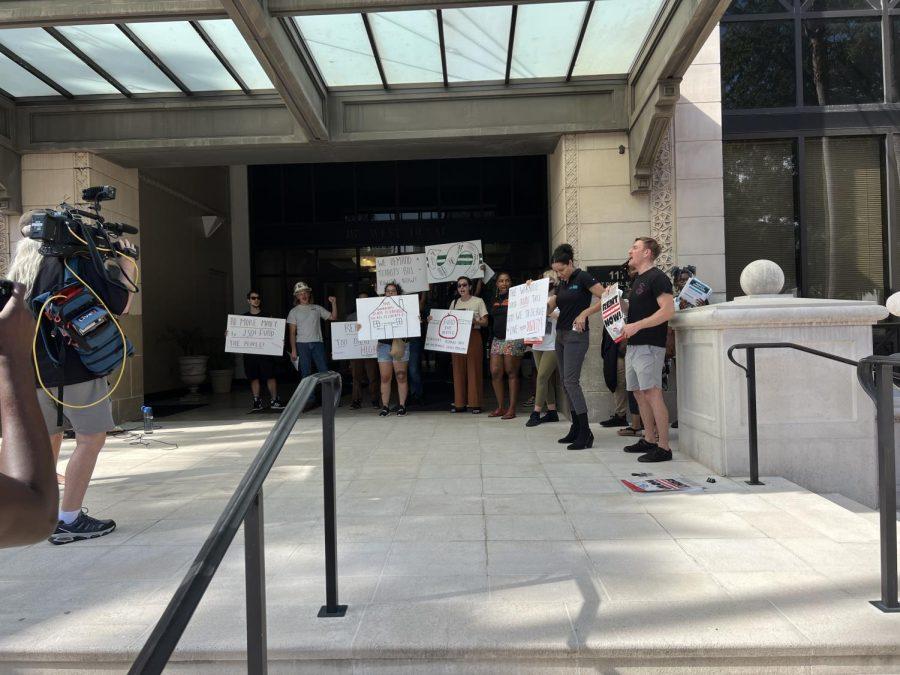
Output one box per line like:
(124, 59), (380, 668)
(802, 18), (883, 105)
(721, 21), (795, 109)
(724, 140), (799, 296)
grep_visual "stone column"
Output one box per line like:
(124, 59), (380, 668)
(21, 153), (144, 423)
(650, 122), (675, 271)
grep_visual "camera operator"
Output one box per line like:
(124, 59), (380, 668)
(8, 212), (137, 545)
(0, 280), (58, 547)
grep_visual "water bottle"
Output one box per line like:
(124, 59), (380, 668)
(142, 406), (154, 434)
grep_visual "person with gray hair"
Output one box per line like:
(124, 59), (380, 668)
(7, 213), (137, 544)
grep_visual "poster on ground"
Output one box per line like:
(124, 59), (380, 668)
(678, 276), (712, 307)
(424, 309), (474, 354)
(225, 314), (286, 356)
(425, 240), (483, 283)
(376, 253), (429, 294)
(330, 321), (377, 360)
(355, 294), (421, 341)
(601, 283), (626, 343)
(505, 278), (550, 341)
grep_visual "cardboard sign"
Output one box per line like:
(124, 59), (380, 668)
(505, 278), (550, 341)
(424, 309), (473, 354)
(678, 276), (712, 307)
(601, 283), (626, 343)
(356, 294), (421, 341)
(425, 240), (483, 283)
(225, 315), (286, 356)
(330, 321), (377, 360)
(376, 253), (429, 294)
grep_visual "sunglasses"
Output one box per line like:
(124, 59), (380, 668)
(249, 296), (260, 300)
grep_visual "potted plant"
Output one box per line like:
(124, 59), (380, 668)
(165, 327), (208, 401)
(207, 350), (235, 395)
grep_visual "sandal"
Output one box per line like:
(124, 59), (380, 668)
(501, 409), (516, 420)
(488, 408), (504, 418)
(617, 426), (643, 437)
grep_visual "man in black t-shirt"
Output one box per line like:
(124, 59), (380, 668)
(621, 237), (675, 463)
(242, 290), (284, 412)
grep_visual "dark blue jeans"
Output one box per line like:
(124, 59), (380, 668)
(297, 341), (327, 379)
(408, 337), (424, 398)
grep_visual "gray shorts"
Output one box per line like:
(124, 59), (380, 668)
(37, 378), (115, 435)
(625, 344), (666, 392)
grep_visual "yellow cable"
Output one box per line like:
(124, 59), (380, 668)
(65, 224), (141, 286)
(33, 260), (130, 409)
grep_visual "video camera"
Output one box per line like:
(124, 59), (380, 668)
(23, 186), (139, 261)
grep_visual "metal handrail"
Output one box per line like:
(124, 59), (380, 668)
(727, 343), (898, 614)
(129, 371), (346, 675)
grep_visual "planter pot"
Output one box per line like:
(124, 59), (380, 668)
(209, 368), (234, 395)
(178, 355), (208, 401)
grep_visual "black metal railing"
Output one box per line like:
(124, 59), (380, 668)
(727, 343), (899, 614)
(129, 371), (347, 675)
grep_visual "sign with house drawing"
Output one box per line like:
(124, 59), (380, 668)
(425, 240), (483, 283)
(355, 294), (421, 341)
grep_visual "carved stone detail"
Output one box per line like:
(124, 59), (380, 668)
(650, 122), (675, 272)
(563, 134), (579, 260)
(0, 211), (9, 276)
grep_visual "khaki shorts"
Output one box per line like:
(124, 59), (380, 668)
(37, 378), (115, 435)
(625, 344), (666, 392)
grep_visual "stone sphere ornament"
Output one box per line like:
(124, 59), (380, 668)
(740, 260), (785, 296)
(886, 291), (900, 317)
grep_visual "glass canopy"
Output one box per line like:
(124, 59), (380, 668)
(0, 0), (664, 99)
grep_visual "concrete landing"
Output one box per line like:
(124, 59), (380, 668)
(1, 399), (899, 674)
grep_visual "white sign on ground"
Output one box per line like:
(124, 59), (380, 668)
(225, 315), (285, 356)
(425, 240), (483, 283)
(425, 309), (474, 354)
(505, 278), (550, 341)
(330, 321), (377, 360)
(601, 283), (626, 343)
(356, 294), (421, 341)
(376, 253), (429, 294)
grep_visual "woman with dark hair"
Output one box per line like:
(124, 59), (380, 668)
(375, 282), (412, 417)
(488, 272), (526, 419)
(548, 243), (607, 449)
(447, 275), (488, 414)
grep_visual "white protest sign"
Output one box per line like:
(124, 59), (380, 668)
(376, 253), (429, 294)
(482, 262), (496, 284)
(225, 315), (286, 356)
(505, 278), (550, 341)
(678, 276), (712, 307)
(356, 294), (421, 341)
(600, 283), (626, 343)
(425, 240), (483, 283)
(330, 321), (376, 360)
(425, 309), (473, 354)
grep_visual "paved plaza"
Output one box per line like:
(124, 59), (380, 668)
(1, 400), (899, 673)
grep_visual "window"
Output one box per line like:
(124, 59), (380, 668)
(723, 140), (799, 298)
(807, 0), (880, 9)
(803, 136), (885, 302)
(721, 21), (795, 109)
(724, 0), (790, 15)
(802, 18), (883, 105)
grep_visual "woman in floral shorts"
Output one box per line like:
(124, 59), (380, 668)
(488, 272), (526, 419)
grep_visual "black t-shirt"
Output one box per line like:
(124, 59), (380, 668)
(627, 267), (673, 348)
(491, 292), (510, 340)
(242, 309), (280, 361)
(33, 256), (129, 388)
(556, 269), (598, 331)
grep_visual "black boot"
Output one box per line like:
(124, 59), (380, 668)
(558, 415), (580, 444)
(567, 413), (594, 450)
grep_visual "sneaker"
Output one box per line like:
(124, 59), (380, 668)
(638, 447), (673, 463)
(525, 411), (542, 427)
(349, 400), (361, 410)
(251, 397), (264, 412)
(624, 438), (657, 454)
(600, 413), (628, 428)
(378, 406), (390, 417)
(540, 410), (560, 424)
(269, 398), (285, 410)
(396, 405), (407, 417)
(49, 510), (116, 545)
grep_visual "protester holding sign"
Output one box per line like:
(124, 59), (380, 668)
(488, 272), (526, 420)
(447, 276), (488, 414)
(526, 270), (561, 427)
(241, 290), (283, 412)
(374, 282), (414, 417)
(287, 281), (337, 380)
(548, 244), (607, 450)
(673, 265), (710, 309)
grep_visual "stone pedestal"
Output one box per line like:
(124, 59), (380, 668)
(671, 296), (888, 508)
